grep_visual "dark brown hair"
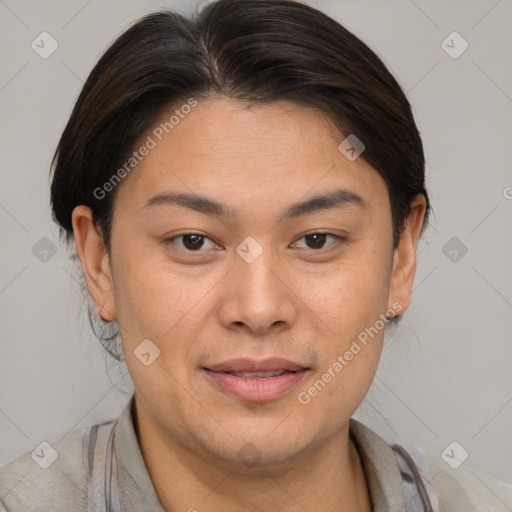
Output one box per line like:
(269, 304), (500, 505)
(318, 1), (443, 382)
(50, 0), (431, 357)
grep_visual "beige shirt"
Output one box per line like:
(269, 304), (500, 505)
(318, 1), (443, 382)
(1, 394), (511, 511)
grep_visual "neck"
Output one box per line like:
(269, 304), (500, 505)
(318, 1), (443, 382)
(133, 399), (372, 512)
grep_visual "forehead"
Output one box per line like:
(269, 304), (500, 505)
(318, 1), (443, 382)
(115, 96), (388, 214)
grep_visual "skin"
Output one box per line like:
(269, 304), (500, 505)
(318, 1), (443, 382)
(72, 96), (426, 512)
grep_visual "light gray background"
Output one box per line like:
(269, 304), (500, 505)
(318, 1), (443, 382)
(1, 0), (511, 487)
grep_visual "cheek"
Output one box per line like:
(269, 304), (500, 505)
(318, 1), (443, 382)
(298, 252), (391, 340)
(111, 244), (204, 344)
(113, 257), (206, 401)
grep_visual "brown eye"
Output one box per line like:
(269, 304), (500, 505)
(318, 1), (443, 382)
(182, 234), (205, 250)
(305, 233), (327, 249)
(170, 233), (217, 251)
(293, 233), (341, 250)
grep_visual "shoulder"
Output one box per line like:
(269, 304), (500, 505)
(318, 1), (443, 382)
(0, 425), (89, 512)
(350, 418), (512, 511)
(423, 451), (512, 512)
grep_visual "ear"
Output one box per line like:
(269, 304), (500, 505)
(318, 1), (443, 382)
(71, 205), (116, 322)
(388, 194), (427, 315)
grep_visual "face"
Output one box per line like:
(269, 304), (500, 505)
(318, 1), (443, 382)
(73, 96), (425, 470)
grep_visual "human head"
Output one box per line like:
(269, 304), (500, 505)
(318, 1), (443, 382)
(50, 0), (430, 471)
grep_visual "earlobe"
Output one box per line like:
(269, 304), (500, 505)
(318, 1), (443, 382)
(387, 195), (427, 314)
(71, 205), (116, 322)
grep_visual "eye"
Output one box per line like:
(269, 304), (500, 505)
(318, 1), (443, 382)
(168, 233), (219, 251)
(291, 232), (343, 250)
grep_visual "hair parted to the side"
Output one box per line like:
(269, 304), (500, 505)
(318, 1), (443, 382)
(50, 0), (432, 359)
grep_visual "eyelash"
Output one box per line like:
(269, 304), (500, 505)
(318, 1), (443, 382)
(166, 232), (344, 252)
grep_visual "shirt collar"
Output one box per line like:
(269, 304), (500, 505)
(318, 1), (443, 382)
(114, 395), (406, 511)
(114, 395), (167, 512)
(349, 417), (407, 511)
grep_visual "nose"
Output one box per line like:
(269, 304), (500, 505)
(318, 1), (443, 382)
(216, 248), (298, 335)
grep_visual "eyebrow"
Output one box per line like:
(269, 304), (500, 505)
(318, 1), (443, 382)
(142, 188), (368, 219)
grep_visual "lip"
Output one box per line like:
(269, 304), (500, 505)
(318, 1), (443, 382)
(205, 357), (307, 373)
(202, 358), (309, 402)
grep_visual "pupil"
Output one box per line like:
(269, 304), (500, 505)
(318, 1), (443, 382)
(183, 234), (204, 250)
(306, 233), (326, 249)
